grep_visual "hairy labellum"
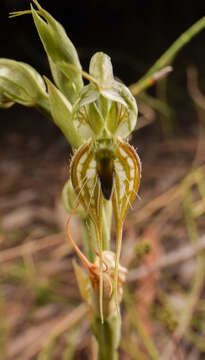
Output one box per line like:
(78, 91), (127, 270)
(95, 147), (115, 200)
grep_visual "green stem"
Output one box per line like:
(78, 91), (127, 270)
(130, 17), (205, 95)
(92, 313), (121, 360)
(36, 94), (52, 120)
(82, 218), (97, 262)
(137, 92), (172, 118)
(98, 348), (118, 360)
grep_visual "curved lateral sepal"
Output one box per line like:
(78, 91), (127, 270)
(112, 138), (141, 311)
(70, 141), (104, 322)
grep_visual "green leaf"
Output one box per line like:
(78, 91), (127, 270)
(45, 77), (83, 148)
(0, 59), (49, 111)
(31, 0), (83, 102)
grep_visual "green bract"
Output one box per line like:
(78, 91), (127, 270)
(30, 0), (83, 103)
(45, 77), (83, 148)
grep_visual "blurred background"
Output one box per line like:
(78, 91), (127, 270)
(1, 1), (205, 359)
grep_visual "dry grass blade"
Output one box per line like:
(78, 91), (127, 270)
(132, 165), (205, 224)
(0, 233), (65, 263)
(8, 303), (88, 359)
(135, 227), (161, 336)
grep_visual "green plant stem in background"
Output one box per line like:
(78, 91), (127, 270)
(130, 17), (205, 95)
(124, 288), (161, 360)
(137, 92), (172, 119)
(175, 186), (205, 340)
(63, 328), (78, 360)
(120, 339), (148, 360)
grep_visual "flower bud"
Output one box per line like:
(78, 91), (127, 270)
(0, 59), (49, 109)
(89, 52), (114, 89)
(0, 92), (14, 108)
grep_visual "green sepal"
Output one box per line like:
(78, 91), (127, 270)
(75, 84), (99, 108)
(101, 88), (128, 106)
(31, 0), (83, 102)
(106, 81), (138, 138)
(89, 52), (114, 89)
(71, 85), (99, 140)
(0, 58), (49, 109)
(45, 77), (83, 149)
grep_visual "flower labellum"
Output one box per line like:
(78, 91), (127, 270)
(95, 143), (116, 201)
